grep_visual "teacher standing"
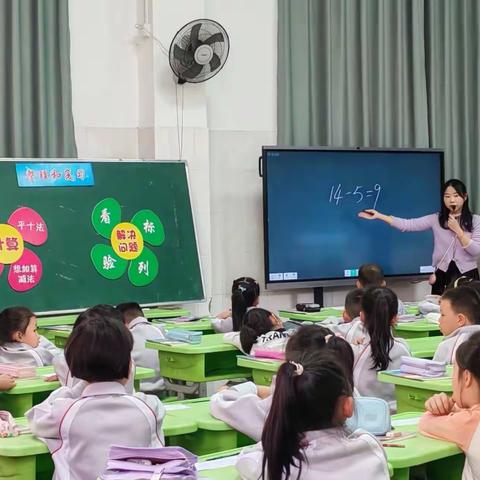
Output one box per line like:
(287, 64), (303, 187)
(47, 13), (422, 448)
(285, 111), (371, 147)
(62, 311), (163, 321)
(359, 179), (480, 295)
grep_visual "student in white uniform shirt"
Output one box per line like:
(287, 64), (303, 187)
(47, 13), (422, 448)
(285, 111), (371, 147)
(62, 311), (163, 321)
(356, 263), (406, 315)
(53, 305), (135, 393)
(27, 313), (165, 480)
(330, 288), (366, 343)
(352, 287), (410, 410)
(0, 306), (60, 366)
(224, 308), (291, 355)
(117, 302), (166, 392)
(212, 276), (260, 333)
(235, 350), (389, 480)
(211, 325), (356, 442)
(433, 285), (480, 363)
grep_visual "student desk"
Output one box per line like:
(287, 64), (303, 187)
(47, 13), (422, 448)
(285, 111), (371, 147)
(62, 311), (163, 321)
(0, 413), (198, 480)
(50, 318), (214, 349)
(278, 308), (343, 322)
(152, 317), (215, 334)
(146, 334), (249, 383)
(378, 368), (453, 413)
(394, 321), (441, 339)
(37, 308), (189, 340)
(0, 366), (155, 417)
(236, 356), (281, 386)
(165, 399), (253, 456)
(405, 336), (443, 359)
(197, 448), (242, 480)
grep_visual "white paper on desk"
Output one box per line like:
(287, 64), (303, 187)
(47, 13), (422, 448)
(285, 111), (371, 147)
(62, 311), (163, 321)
(391, 416), (422, 427)
(164, 404), (191, 411)
(196, 455), (239, 471)
(331, 306), (344, 311)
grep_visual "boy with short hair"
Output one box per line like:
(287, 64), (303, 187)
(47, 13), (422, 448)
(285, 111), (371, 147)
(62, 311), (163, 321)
(117, 302), (166, 391)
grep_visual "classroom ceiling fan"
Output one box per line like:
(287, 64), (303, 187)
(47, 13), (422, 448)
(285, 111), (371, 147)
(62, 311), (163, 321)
(169, 19), (230, 84)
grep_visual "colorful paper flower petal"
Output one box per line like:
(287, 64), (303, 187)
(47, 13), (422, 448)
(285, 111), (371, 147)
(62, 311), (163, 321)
(91, 198), (122, 239)
(0, 224), (24, 264)
(7, 207), (48, 246)
(131, 209), (165, 247)
(0, 264), (4, 277)
(90, 244), (128, 280)
(8, 248), (42, 292)
(128, 246), (159, 287)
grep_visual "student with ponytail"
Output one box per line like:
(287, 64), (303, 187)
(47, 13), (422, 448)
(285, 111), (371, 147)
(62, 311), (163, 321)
(352, 287), (410, 409)
(235, 350), (389, 480)
(420, 331), (480, 480)
(212, 276), (260, 333)
(211, 325), (356, 442)
(223, 308), (290, 355)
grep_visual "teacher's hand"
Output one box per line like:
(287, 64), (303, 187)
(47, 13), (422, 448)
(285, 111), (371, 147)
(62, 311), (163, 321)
(447, 215), (463, 236)
(358, 209), (380, 220)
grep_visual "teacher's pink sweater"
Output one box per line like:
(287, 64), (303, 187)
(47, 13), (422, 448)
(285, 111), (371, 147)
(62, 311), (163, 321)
(391, 213), (480, 273)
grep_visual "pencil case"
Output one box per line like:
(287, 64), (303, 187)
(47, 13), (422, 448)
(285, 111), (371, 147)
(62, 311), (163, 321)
(165, 329), (202, 344)
(346, 397), (391, 436)
(400, 356), (446, 373)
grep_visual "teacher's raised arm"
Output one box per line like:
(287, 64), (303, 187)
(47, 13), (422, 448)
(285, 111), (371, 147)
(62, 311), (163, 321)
(358, 179), (480, 295)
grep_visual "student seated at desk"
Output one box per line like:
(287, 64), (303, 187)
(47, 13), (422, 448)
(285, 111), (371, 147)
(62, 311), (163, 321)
(117, 302), (166, 392)
(420, 331), (480, 480)
(53, 305), (135, 393)
(352, 287), (410, 409)
(329, 288), (366, 342)
(212, 276), (260, 333)
(224, 308), (291, 355)
(0, 306), (60, 366)
(434, 286), (480, 363)
(235, 350), (389, 480)
(356, 263), (406, 315)
(27, 315), (164, 480)
(211, 325), (355, 441)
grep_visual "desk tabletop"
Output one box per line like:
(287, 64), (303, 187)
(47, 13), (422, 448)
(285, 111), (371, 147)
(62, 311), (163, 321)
(236, 356), (281, 372)
(2, 366), (155, 395)
(0, 412), (197, 457)
(146, 334), (238, 354)
(405, 336), (443, 358)
(36, 308), (190, 328)
(378, 367), (453, 393)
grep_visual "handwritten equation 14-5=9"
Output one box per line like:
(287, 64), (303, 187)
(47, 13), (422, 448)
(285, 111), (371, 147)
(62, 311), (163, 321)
(329, 184), (382, 210)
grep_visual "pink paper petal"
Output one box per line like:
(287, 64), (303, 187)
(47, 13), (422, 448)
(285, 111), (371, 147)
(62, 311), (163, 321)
(8, 248), (43, 292)
(0, 264), (3, 276)
(7, 207), (48, 246)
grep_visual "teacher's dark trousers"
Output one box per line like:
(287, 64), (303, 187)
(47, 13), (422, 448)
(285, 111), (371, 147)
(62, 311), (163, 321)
(432, 260), (480, 295)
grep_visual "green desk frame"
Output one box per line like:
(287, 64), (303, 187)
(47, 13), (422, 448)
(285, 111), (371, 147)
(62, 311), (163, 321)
(0, 366), (155, 417)
(378, 369), (453, 413)
(236, 356), (280, 386)
(394, 321), (441, 339)
(146, 334), (249, 382)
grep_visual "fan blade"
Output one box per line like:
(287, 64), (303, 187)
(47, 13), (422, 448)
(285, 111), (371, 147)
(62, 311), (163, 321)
(209, 53), (221, 71)
(173, 44), (194, 64)
(181, 62), (204, 80)
(203, 32), (224, 45)
(190, 23), (202, 49)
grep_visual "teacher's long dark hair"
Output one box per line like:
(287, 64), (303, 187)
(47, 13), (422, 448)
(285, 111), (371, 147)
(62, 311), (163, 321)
(261, 351), (352, 480)
(439, 179), (473, 232)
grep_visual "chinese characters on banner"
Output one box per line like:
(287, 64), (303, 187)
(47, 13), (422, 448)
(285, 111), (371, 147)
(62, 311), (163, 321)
(16, 163), (94, 187)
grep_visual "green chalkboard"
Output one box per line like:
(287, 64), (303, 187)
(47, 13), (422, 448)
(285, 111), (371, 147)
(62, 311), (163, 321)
(0, 160), (204, 313)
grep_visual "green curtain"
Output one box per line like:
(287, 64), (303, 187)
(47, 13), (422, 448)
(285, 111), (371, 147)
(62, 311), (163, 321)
(0, 0), (77, 158)
(278, 0), (480, 207)
(425, 0), (480, 202)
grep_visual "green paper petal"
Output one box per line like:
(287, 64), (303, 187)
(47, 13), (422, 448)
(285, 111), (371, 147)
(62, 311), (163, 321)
(131, 209), (165, 246)
(91, 198), (122, 239)
(128, 246), (159, 286)
(91, 244), (127, 280)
